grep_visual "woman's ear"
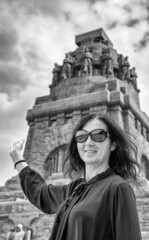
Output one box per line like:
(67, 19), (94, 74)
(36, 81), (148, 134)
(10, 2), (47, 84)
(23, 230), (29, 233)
(110, 142), (116, 152)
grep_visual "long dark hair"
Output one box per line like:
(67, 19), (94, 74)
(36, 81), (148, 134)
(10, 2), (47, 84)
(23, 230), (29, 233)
(63, 114), (140, 183)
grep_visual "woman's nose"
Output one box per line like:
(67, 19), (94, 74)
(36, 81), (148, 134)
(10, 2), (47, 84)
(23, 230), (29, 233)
(85, 134), (94, 144)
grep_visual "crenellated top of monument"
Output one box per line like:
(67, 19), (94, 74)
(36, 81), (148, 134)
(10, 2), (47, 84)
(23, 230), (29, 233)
(75, 28), (113, 48)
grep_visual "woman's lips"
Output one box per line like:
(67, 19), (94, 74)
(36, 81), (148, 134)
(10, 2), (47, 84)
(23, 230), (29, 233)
(84, 150), (97, 155)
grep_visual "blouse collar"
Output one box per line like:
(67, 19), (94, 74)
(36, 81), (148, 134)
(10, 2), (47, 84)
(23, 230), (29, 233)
(83, 168), (113, 185)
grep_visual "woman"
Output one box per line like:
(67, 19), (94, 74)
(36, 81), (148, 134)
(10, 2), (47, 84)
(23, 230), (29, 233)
(10, 114), (142, 240)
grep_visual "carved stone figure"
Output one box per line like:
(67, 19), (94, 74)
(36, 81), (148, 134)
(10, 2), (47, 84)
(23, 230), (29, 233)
(61, 52), (73, 79)
(52, 63), (61, 87)
(121, 56), (130, 81)
(102, 50), (113, 77)
(130, 67), (138, 90)
(81, 47), (92, 76)
(118, 54), (124, 79)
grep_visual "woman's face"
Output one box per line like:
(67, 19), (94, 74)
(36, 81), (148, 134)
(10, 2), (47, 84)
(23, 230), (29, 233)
(76, 118), (115, 168)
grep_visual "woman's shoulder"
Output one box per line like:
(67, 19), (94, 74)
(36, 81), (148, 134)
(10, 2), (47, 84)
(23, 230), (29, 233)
(108, 173), (137, 205)
(109, 172), (133, 192)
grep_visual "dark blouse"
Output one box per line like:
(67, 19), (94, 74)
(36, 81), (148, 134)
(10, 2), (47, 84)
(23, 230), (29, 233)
(19, 167), (142, 240)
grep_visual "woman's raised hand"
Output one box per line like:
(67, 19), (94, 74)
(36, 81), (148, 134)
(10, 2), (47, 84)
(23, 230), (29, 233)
(9, 139), (25, 164)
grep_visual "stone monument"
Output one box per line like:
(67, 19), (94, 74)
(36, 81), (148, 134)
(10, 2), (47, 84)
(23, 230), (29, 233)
(0, 28), (149, 240)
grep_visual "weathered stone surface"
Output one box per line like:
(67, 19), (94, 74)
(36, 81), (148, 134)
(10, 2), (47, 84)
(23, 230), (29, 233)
(4, 175), (21, 191)
(137, 196), (149, 232)
(0, 190), (24, 201)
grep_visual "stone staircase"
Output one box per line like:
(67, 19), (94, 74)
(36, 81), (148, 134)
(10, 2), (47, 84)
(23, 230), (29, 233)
(137, 196), (149, 240)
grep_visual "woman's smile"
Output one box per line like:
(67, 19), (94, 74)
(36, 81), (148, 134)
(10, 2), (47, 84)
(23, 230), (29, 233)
(84, 149), (97, 156)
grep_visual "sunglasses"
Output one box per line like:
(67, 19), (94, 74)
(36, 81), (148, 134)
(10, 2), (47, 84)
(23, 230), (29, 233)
(75, 129), (110, 143)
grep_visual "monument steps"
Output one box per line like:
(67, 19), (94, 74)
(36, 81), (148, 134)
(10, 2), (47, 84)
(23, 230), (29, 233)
(137, 196), (149, 239)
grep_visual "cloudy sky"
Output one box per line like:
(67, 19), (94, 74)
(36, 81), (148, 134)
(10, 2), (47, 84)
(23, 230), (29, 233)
(0, 0), (149, 186)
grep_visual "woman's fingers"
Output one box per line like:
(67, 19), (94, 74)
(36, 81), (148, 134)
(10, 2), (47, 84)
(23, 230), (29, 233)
(19, 139), (25, 151)
(11, 139), (25, 151)
(9, 139), (25, 163)
(9, 139), (25, 156)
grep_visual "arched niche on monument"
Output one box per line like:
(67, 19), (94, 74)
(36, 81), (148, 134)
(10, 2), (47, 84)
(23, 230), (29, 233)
(44, 144), (68, 178)
(30, 215), (52, 240)
(141, 155), (149, 180)
(0, 218), (15, 240)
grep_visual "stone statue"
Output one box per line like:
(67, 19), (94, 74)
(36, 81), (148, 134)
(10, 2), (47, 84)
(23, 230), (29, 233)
(52, 63), (61, 87)
(101, 50), (113, 77)
(81, 47), (92, 76)
(120, 56), (130, 81)
(130, 67), (138, 90)
(118, 54), (123, 79)
(61, 52), (73, 79)
(118, 54), (124, 78)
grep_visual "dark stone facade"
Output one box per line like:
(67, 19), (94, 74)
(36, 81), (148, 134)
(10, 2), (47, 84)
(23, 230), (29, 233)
(1, 28), (149, 240)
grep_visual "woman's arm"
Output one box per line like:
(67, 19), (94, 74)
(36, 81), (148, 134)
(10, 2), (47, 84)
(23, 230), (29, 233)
(9, 139), (80, 215)
(19, 166), (72, 214)
(9, 140), (71, 214)
(111, 183), (142, 240)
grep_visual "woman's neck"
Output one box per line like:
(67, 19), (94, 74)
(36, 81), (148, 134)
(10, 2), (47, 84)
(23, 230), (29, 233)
(85, 162), (109, 181)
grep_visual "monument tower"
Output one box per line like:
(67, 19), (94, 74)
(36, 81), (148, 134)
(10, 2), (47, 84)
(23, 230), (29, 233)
(0, 28), (149, 240)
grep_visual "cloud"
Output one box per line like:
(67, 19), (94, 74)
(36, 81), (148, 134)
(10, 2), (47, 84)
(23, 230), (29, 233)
(126, 19), (140, 27)
(91, 0), (148, 30)
(0, 0), (57, 100)
(0, 7), (24, 65)
(134, 31), (149, 51)
(0, 0), (79, 19)
(0, 18), (19, 61)
(0, 61), (31, 100)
